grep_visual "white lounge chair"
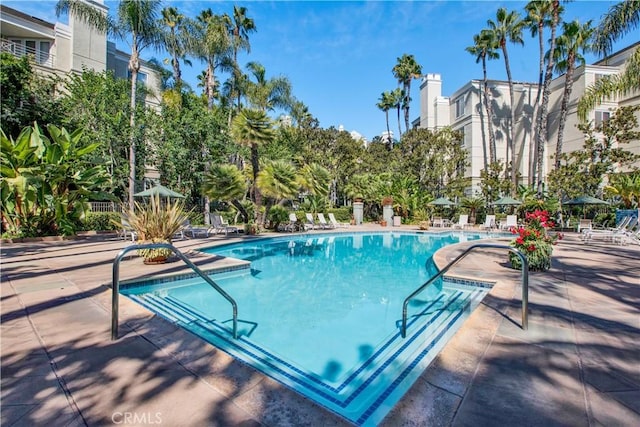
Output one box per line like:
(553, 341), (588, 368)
(431, 217), (444, 228)
(583, 216), (636, 244)
(209, 213), (239, 236)
(501, 215), (518, 230)
(305, 213), (317, 230)
(481, 215), (496, 230)
(121, 219), (137, 242)
(452, 214), (470, 229)
(317, 213), (333, 229)
(284, 212), (303, 232)
(577, 219), (592, 233)
(180, 219), (209, 238)
(328, 213), (348, 228)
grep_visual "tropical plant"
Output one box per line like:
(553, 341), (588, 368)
(120, 194), (189, 263)
(57, 0), (165, 211)
(226, 5), (256, 122)
(392, 54), (422, 133)
(390, 88), (404, 140)
(244, 61), (292, 112)
(257, 159), (298, 219)
(604, 172), (640, 208)
(461, 196), (485, 224)
(298, 163), (331, 198)
(1, 123), (110, 237)
(524, 0), (554, 186)
(487, 7), (524, 187)
(466, 30), (499, 166)
(509, 209), (562, 271)
(376, 91), (395, 150)
(578, 0), (640, 121)
(160, 6), (191, 88)
(201, 163), (249, 223)
(231, 108), (275, 224)
(266, 204), (289, 230)
(552, 20), (594, 169)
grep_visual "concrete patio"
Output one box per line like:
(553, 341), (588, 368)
(1, 227), (638, 426)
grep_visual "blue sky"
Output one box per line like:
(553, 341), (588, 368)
(6, 1), (638, 140)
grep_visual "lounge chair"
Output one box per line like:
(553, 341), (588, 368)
(317, 213), (333, 229)
(284, 213), (302, 232)
(501, 215), (518, 230)
(583, 216), (636, 244)
(431, 217), (444, 228)
(328, 213), (348, 228)
(481, 215), (496, 230)
(121, 219), (137, 242)
(209, 213), (240, 236)
(305, 213), (317, 230)
(180, 219), (209, 238)
(452, 214), (470, 229)
(577, 219), (592, 233)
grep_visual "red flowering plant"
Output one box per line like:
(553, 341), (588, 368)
(509, 209), (563, 271)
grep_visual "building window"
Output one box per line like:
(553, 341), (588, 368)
(455, 96), (466, 118)
(595, 110), (610, 127)
(127, 70), (148, 85)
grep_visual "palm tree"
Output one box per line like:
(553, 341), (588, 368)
(161, 6), (191, 88)
(604, 172), (640, 208)
(226, 5), (256, 122)
(256, 159), (299, 210)
(298, 163), (331, 197)
(57, 0), (163, 211)
(524, 0), (554, 186)
(392, 54), (422, 132)
(578, 0), (640, 120)
(553, 20), (594, 169)
(487, 7), (524, 189)
(193, 9), (232, 110)
(376, 91), (395, 150)
(202, 164), (250, 223)
(535, 0), (562, 195)
(244, 61), (292, 112)
(390, 88), (404, 140)
(466, 29), (499, 167)
(231, 108), (275, 224)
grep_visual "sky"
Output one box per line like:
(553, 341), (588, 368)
(5, 1), (638, 141)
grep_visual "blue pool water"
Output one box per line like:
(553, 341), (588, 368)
(122, 231), (495, 425)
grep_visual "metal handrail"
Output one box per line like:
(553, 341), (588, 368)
(401, 243), (528, 338)
(111, 243), (238, 340)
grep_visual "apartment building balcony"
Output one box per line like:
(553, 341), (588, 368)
(1, 38), (54, 68)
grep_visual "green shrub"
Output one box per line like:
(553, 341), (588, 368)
(267, 205), (290, 230)
(81, 212), (121, 231)
(328, 207), (351, 222)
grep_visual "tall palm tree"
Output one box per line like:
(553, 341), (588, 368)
(289, 99), (315, 129)
(553, 20), (594, 169)
(193, 9), (232, 110)
(487, 7), (524, 189)
(56, 0), (163, 211)
(256, 159), (299, 213)
(298, 163), (331, 197)
(535, 0), (562, 195)
(578, 0), (640, 120)
(227, 5), (256, 123)
(231, 108), (275, 224)
(161, 6), (190, 88)
(244, 61), (292, 112)
(524, 0), (554, 186)
(466, 29), (499, 167)
(376, 91), (395, 150)
(392, 54), (422, 132)
(390, 87), (404, 140)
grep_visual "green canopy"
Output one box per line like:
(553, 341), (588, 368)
(493, 196), (523, 206)
(133, 184), (185, 199)
(562, 195), (608, 205)
(429, 197), (456, 206)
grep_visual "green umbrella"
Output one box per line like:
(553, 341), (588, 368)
(134, 184), (185, 199)
(492, 196), (522, 206)
(562, 195), (608, 205)
(429, 197), (456, 206)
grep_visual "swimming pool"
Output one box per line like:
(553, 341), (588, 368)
(122, 231), (495, 425)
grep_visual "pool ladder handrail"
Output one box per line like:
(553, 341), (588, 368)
(111, 242), (238, 340)
(401, 243), (528, 338)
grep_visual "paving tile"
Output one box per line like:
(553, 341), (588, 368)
(587, 386), (640, 426)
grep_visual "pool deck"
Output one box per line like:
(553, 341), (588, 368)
(1, 226), (638, 426)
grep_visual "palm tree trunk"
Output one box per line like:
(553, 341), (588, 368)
(206, 61), (215, 110)
(385, 110), (391, 149)
(502, 44), (517, 190)
(404, 81), (411, 132)
(397, 105), (402, 139)
(482, 57), (496, 164)
(537, 1), (560, 196)
(530, 24), (545, 186)
(128, 48), (140, 212)
(250, 143), (263, 224)
(555, 57), (576, 170)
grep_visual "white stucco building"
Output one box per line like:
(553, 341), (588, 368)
(416, 43), (640, 195)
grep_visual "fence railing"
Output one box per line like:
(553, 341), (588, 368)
(90, 202), (122, 213)
(0, 38), (55, 68)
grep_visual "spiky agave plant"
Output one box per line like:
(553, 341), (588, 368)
(120, 194), (190, 262)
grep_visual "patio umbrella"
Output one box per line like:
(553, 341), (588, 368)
(492, 196), (522, 206)
(562, 195), (608, 206)
(562, 195), (609, 218)
(133, 184), (185, 199)
(429, 197), (456, 206)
